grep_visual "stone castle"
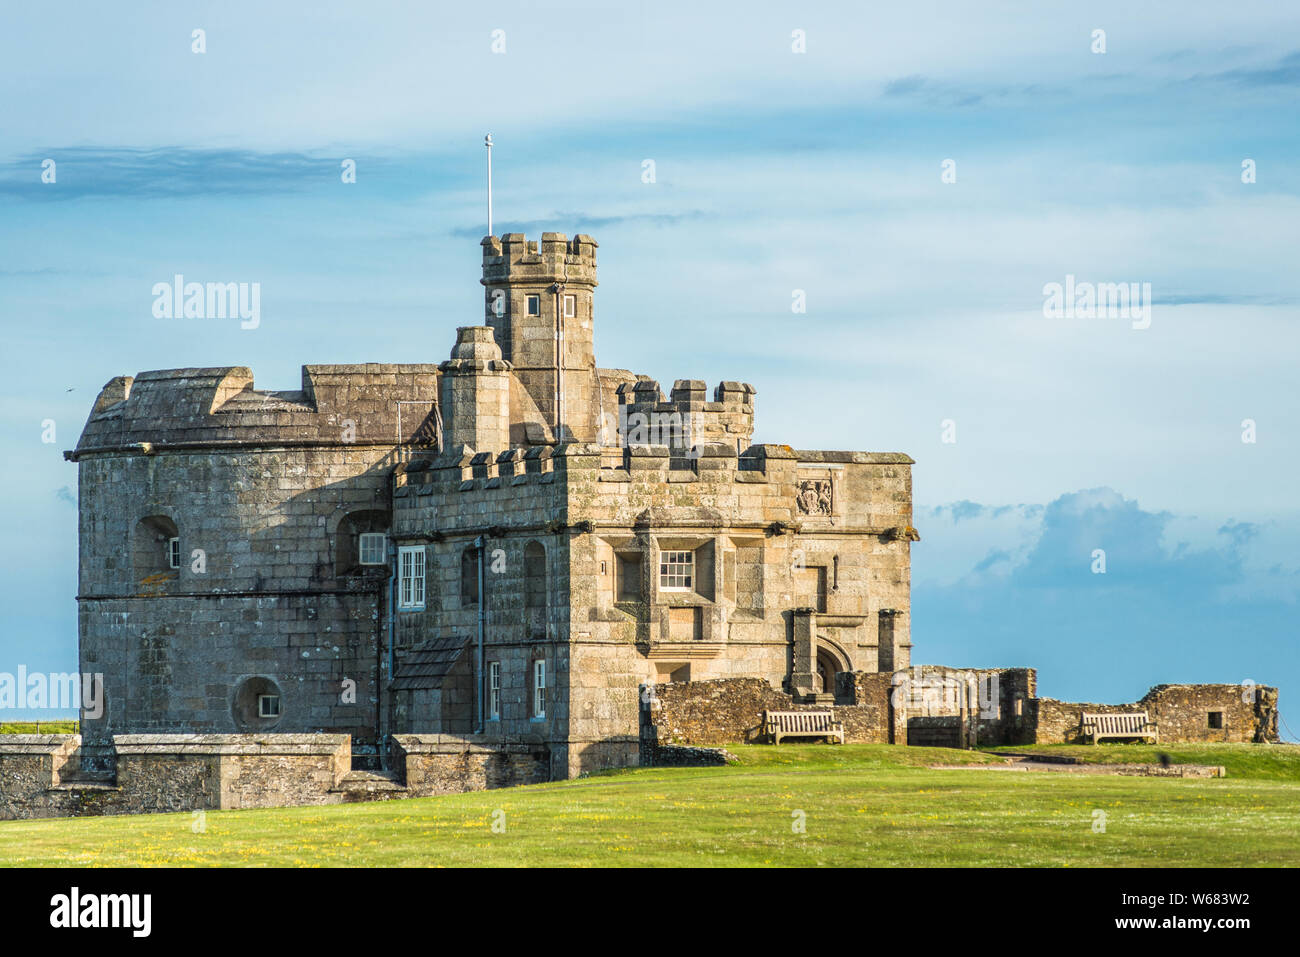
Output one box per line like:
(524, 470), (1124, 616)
(0, 231), (1280, 819)
(65, 232), (916, 779)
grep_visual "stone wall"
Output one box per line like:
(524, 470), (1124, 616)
(641, 675), (893, 751)
(891, 665), (1038, 747)
(0, 732), (559, 820)
(1032, 683), (1279, 744)
(70, 364), (442, 765)
(0, 734), (354, 820)
(648, 744), (738, 767)
(392, 734), (550, 795)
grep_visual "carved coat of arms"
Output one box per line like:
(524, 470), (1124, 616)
(797, 479), (833, 516)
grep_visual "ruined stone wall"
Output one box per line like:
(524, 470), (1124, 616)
(1031, 684), (1279, 744)
(891, 665), (1037, 747)
(642, 676), (892, 749)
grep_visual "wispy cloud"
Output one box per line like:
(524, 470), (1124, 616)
(449, 210), (709, 239)
(0, 147), (385, 199)
(1199, 50), (1300, 88)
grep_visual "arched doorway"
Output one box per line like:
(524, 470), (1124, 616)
(814, 639), (851, 700)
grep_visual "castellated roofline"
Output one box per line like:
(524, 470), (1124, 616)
(480, 232), (598, 287)
(66, 363), (441, 460)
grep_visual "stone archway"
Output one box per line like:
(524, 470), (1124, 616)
(814, 638), (852, 700)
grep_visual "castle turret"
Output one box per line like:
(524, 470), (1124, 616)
(439, 326), (513, 454)
(481, 232), (599, 442)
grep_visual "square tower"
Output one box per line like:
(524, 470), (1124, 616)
(481, 233), (599, 442)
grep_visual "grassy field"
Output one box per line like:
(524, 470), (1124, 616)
(1, 742), (1297, 867)
(0, 721), (78, 734)
(982, 742), (1300, 782)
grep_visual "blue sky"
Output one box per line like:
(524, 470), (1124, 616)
(1, 1), (1297, 735)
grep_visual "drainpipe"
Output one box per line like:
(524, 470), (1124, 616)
(553, 282), (564, 438)
(552, 252), (569, 439)
(476, 534), (486, 734)
(384, 535), (397, 770)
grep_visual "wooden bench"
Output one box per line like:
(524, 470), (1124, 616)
(762, 710), (844, 745)
(1081, 711), (1158, 744)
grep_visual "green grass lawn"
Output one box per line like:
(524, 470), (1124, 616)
(0, 721), (78, 734)
(2, 743), (1297, 867)
(982, 742), (1300, 782)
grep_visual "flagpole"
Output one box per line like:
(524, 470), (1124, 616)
(485, 133), (494, 236)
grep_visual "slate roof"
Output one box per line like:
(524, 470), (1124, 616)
(391, 635), (470, 691)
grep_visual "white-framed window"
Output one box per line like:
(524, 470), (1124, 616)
(659, 550), (694, 591)
(526, 294), (541, 316)
(532, 659), (546, 719)
(358, 532), (387, 566)
(488, 661), (501, 720)
(167, 537), (181, 569)
(563, 294), (576, 318)
(398, 545), (426, 610)
(258, 694), (281, 718)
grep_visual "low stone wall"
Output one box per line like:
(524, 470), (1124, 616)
(114, 734), (352, 811)
(0, 733), (355, 820)
(642, 675), (893, 750)
(392, 735), (550, 796)
(0, 738), (358, 816)
(648, 744), (738, 767)
(0, 736), (85, 819)
(1032, 684), (1279, 744)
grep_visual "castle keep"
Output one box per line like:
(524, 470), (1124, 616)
(0, 232), (1276, 819)
(63, 232), (916, 780)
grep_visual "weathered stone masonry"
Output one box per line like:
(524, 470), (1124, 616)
(0, 229), (1276, 820)
(642, 672), (1279, 758)
(38, 230), (917, 801)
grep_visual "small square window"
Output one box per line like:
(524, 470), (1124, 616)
(167, 537), (181, 569)
(659, 550), (693, 591)
(1208, 711), (1223, 729)
(527, 295), (541, 316)
(358, 532), (387, 565)
(563, 294), (576, 318)
(258, 694), (281, 718)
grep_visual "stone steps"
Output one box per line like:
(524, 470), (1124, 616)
(334, 769), (407, 799)
(56, 769), (117, 788)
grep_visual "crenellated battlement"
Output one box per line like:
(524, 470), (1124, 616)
(392, 441), (798, 499)
(607, 377), (757, 450)
(480, 232), (598, 282)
